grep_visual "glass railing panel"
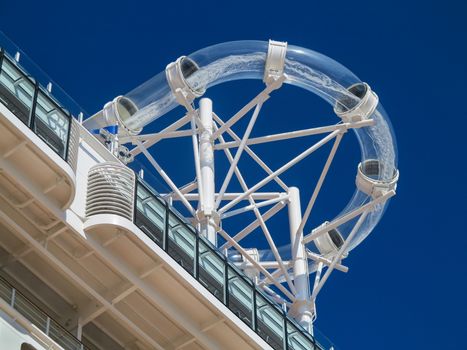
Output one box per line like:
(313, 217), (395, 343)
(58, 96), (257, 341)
(198, 239), (225, 302)
(34, 89), (70, 158)
(313, 328), (335, 350)
(135, 183), (166, 248)
(0, 56), (35, 126)
(167, 213), (196, 275)
(0, 277), (88, 350)
(287, 320), (317, 350)
(256, 291), (285, 350)
(227, 267), (254, 328)
(13, 292), (48, 332)
(0, 279), (12, 304)
(0, 31), (89, 121)
(49, 318), (83, 350)
(133, 179), (327, 349)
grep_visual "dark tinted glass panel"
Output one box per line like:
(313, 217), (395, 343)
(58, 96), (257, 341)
(0, 58), (34, 125)
(287, 321), (316, 350)
(256, 292), (285, 350)
(227, 267), (254, 328)
(198, 240), (225, 302)
(34, 90), (69, 158)
(49, 318), (82, 350)
(167, 213), (196, 275)
(14, 292), (48, 332)
(135, 184), (166, 247)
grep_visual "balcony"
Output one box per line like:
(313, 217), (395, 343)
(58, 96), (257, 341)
(0, 49), (78, 212)
(0, 275), (88, 350)
(134, 179), (324, 350)
(84, 162), (324, 350)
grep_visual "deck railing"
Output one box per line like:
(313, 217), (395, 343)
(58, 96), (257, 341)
(134, 178), (324, 350)
(0, 49), (73, 164)
(0, 275), (89, 350)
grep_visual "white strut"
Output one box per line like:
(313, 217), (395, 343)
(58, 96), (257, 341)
(288, 187), (313, 332)
(198, 98), (218, 245)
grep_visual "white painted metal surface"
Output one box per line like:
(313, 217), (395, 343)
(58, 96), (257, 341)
(79, 39), (399, 332)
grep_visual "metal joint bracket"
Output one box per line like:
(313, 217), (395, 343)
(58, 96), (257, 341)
(356, 159), (399, 198)
(196, 210), (220, 229)
(263, 40), (287, 87)
(334, 82), (379, 123)
(312, 221), (347, 258)
(166, 56), (205, 107)
(102, 96), (141, 136)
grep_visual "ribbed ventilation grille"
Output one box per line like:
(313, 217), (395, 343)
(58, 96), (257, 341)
(66, 119), (79, 171)
(86, 162), (135, 220)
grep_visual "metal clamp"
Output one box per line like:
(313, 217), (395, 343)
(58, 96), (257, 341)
(166, 56), (205, 107)
(312, 221), (347, 257)
(98, 96), (141, 136)
(263, 40), (287, 86)
(334, 83), (379, 122)
(356, 159), (399, 198)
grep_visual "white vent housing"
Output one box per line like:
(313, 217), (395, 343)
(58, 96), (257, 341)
(86, 162), (135, 220)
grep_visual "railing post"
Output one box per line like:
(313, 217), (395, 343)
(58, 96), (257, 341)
(283, 310), (288, 350)
(133, 175), (138, 224)
(194, 234), (199, 280)
(29, 83), (39, 130)
(45, 316), (51, 335)
(252, 290), (257, 332)
(164, 202), (169, 252)
(64, 111), (72, 162)
(10, 288), (15, 308)
(0, 48), (4, 72)
(223, 262), (229, 306)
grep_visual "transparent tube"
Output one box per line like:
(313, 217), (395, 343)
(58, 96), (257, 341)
(119, 40), (398, 253)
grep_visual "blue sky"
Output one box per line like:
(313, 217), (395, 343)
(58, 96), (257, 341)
(1, 0), (466, 349)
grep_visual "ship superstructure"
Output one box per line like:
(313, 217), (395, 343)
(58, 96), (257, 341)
(0, 34), (398, 350)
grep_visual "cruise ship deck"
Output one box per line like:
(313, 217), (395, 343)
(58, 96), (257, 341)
(0, 46), (325, 350)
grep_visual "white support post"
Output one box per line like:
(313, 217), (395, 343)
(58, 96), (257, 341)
(214, 121), (296, 293)
(199, 98), (217, 245)
(288, 187), (313, 330)
(76, 320), (83, 341)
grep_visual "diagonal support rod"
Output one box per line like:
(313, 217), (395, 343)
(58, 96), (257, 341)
(217, 227), (296, 302)
(219, 129), (341, 214)
(213, 113), (289, 191)
(211, 75), (285, 140)
(221, 194), (288, 220)
(302, 190), (395, 244)
(214, 119), (373, 150)
(135, 140), (196, 216)
(214, 122), (297, 294)
(291, 132), (343, 257)
(215, 102), (263, 209)
(220, 201), (285, 250)
(311, 210), (369, 300)
(130, 114), (192, 156)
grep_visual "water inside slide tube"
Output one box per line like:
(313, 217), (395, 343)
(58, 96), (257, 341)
(86, 40), (398, 260)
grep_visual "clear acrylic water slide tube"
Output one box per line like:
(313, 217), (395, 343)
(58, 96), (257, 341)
(83, 40), (398, 254)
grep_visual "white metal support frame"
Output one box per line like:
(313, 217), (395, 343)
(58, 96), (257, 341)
(114, 41), (398, 333)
